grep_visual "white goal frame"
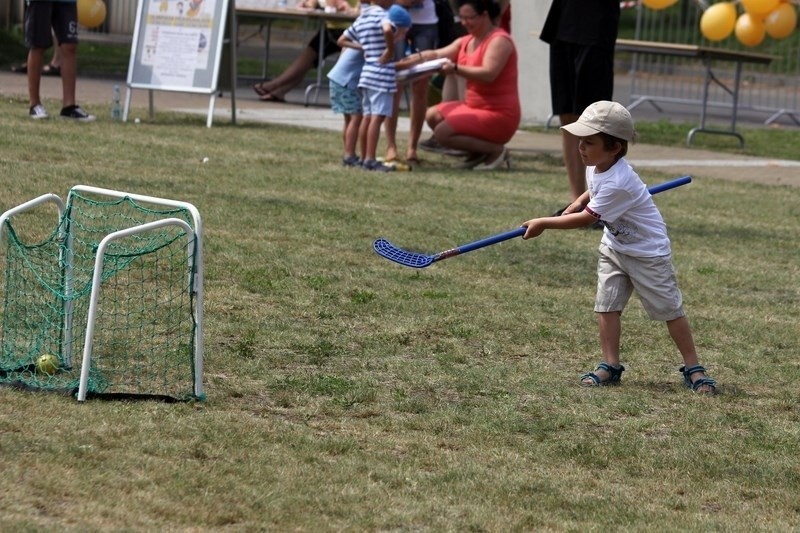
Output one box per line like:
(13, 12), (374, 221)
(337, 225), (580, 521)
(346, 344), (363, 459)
(0, 186), (204, 402)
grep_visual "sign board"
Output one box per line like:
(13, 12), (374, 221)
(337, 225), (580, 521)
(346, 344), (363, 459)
(124, 0), (230, 126)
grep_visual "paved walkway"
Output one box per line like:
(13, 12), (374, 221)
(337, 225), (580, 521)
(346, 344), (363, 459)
(2, 69), (799, 187)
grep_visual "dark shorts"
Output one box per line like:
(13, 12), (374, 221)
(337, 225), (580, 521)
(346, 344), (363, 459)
(308, 27), (345, 64)
(408, 23), (439, 52)
(393, 23), (439, 61)
(24, 1), (79, 49)
(549, 41), (614, 116)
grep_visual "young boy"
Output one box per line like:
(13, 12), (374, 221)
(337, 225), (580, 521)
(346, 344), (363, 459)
(339, 2), (412, 171)
(521, 101), (717, 394)
(328, 2), (369, 167)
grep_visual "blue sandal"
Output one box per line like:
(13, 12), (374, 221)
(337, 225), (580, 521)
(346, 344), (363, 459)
(580, 362), (625, 386)
(680, 364), (717, 393)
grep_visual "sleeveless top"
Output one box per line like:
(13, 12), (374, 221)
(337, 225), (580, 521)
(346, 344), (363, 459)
(458, 29), (520, 120)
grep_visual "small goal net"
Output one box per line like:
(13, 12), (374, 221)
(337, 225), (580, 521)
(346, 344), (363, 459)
(0, 186), (204, 401)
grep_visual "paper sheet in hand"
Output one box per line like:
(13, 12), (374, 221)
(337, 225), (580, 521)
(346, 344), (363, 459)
(397, 58), (448, 82)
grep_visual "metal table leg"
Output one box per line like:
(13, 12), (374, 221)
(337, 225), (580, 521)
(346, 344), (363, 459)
(304, 20), (327, 106)
(687, 58), (745, 148)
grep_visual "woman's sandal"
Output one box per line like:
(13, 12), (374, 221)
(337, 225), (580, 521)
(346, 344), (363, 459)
(258, 91), (286, 103)
(42, 64), (61, 76)
(580, 362), (625, 386)
(679, 364), (717, 394)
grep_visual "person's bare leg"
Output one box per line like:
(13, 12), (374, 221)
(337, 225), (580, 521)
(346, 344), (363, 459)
(667, 316), (698, 366)
(433, 121), (503, 161)
(405, 77), (428, 162)
(342, 114), (350, 154)
(258, 47), (316, 97)
(27, 48), (46, 107)
(59, 43), (77, 108)
(48, 33), (61, 69)
(441, 73), (460, 101)
(384, 90), (401, 162)
(598, 311), (622, 364)
(358, 114), (370, 161)
(666, 316), (712, 392)
(49, 43), (61, 68)
(425, 104), (443, 131)
(344, 114), (362, 158)
(581, 311), (622, 384)
(365, 116), (385, 162)
(560, 113), (585, 201)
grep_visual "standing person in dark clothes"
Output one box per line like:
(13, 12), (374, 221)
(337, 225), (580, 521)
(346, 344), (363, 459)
(25, 0), (94, 121)
(540, 0), (620, 204)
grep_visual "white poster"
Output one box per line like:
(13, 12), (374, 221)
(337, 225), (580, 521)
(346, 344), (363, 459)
(141, 0), (216, 87)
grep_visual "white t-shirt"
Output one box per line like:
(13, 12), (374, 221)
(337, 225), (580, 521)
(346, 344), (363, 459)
(584, 158), (671, 258)
(409, 0), (437, 25)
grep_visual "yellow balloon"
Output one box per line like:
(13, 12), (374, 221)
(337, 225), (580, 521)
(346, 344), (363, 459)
(736, 13), (767, 46)
(642, 0), (679, 9)
(700, 2), (737, 41)
(741, 0), (780, 17)
(764, 3), (797, 39)
(77, 0), (107, 29)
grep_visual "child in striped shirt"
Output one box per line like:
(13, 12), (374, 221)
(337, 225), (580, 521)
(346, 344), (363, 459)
(339, 3), (412, 171)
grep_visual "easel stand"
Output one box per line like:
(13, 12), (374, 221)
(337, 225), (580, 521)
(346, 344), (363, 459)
(123, 0), (230, 128)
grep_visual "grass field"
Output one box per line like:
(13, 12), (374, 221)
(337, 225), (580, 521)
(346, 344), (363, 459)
(0, 95), (799, 530)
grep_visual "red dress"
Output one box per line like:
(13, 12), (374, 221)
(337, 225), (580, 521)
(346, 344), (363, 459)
(437, 29), (520, 145)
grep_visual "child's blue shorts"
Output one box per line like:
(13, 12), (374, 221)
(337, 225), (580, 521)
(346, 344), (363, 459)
(330, 81), (362, 115)
(361, 88), (394, 118)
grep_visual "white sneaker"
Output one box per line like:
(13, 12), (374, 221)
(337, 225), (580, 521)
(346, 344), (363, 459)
(29, 104), (49, 120)
(472, 148), (511, 171)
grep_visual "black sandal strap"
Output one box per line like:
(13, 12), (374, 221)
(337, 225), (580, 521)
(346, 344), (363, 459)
(580, 362), (625, 386)
(679, 365), (717, 392)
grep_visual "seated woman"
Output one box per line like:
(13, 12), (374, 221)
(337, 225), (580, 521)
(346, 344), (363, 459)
(399, 0), (519, 169)
(253, 0), (360, 102)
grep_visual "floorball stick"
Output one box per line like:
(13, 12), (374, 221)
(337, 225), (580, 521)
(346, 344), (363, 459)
(373, 175), (692, 269)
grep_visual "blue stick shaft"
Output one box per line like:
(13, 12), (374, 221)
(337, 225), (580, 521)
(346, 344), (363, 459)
(648, 175), (691, 195)
(454, 227), (526, 255)
(433, 175), (692, 262)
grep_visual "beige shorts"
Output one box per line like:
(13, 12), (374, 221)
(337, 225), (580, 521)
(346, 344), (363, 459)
(595, 243), (685, 321)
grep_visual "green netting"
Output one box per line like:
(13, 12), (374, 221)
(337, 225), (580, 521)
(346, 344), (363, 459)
(0, 190), (200, 401)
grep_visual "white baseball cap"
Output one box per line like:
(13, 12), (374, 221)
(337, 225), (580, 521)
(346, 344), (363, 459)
(561, 101), (637, 143)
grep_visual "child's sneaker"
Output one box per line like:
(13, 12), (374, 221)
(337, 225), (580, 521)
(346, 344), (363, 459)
(29, 104), (49, 120)
(342, 155), (361, 167)
(60, 105), (96, 122)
